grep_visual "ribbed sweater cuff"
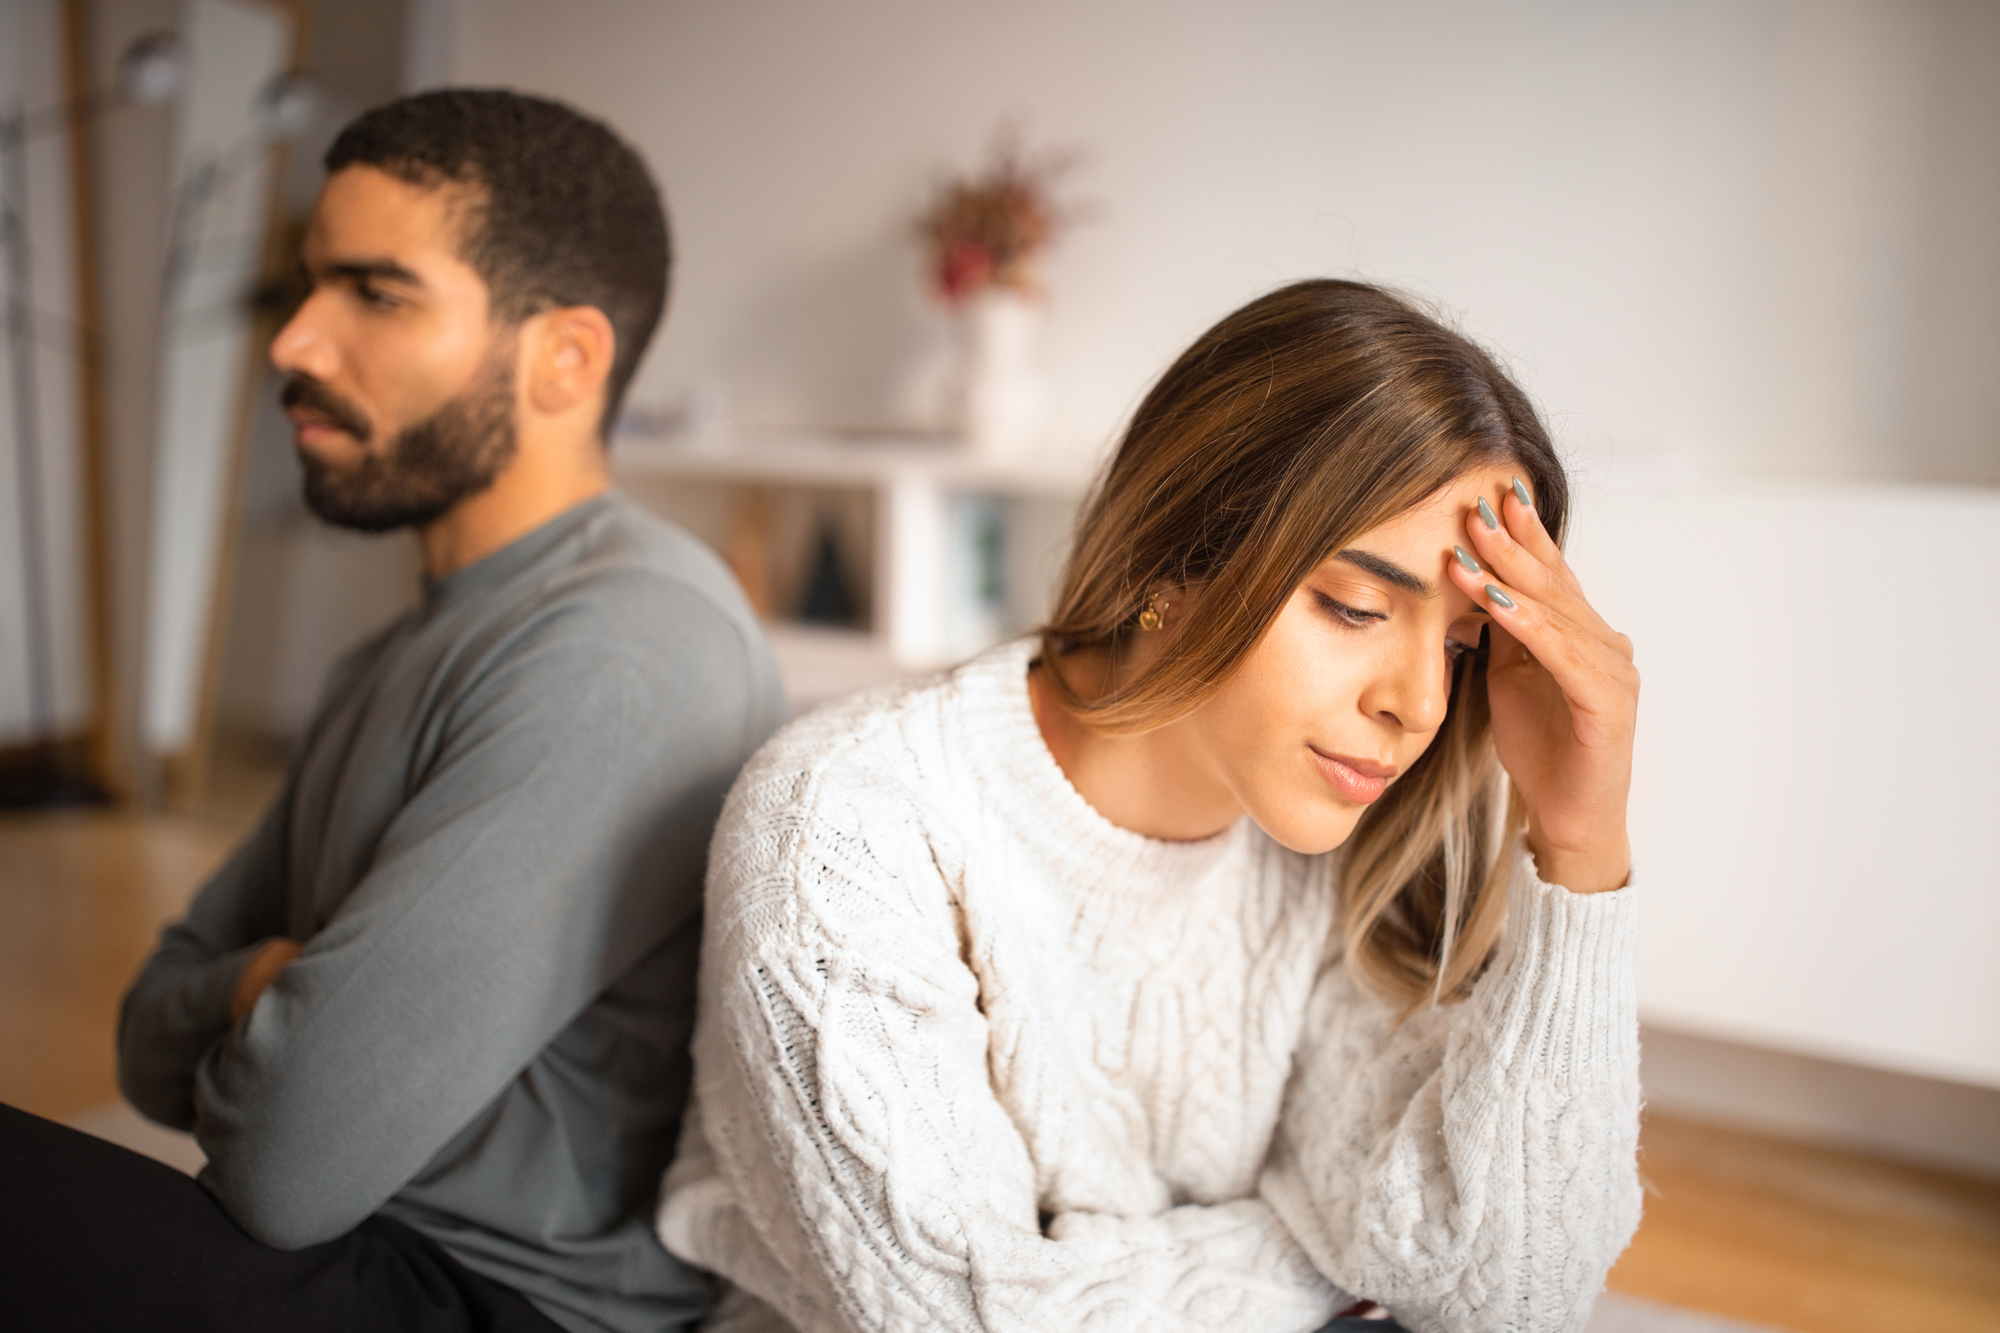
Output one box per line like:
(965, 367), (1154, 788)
(1473, 857), (1639, 1091)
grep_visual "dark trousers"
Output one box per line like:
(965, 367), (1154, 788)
(0, 1102), (562, 1333)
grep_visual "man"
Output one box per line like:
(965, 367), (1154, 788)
(0, 91), (783, 1332)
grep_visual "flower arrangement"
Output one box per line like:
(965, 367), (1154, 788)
(916, 129), (1080, 306)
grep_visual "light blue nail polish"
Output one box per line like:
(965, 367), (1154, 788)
(1454, 545), (1481, 574)
(1478, 496), (1499, 530)
(1486, 584), (1516, 609)
(1512, 476), (1532, 509)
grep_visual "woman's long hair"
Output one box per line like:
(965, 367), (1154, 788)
(1038, 279), (1568, 1008)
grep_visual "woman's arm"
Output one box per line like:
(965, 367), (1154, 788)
(1259, 857), (1641, 1333)
(664, 746), (1347, 1333)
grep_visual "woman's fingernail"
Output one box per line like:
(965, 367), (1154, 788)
(1486, 584), (1516, 609)
(1478, 496), (1499, 530)
(1454, 545), (1481, 574)
(1512, 476), (1532, 509)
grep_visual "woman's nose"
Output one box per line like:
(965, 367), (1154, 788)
(1363, 649), (1450, 735)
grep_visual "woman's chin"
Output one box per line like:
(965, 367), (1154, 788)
(1248, 801), (1365, 856)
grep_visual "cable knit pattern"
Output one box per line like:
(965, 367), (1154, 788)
(659, 640), (1640, 1333)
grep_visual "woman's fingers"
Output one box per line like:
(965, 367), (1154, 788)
(1466, 485), (1629, 661)
(1500, 594), (1638, 732)
(1463, 481), (1638, 896)
(1497, 478), (1573, 586)
(1473, 484), (1582, 609)
(1449, 556), (1638, 729)
(1489, 593), (1627, 697)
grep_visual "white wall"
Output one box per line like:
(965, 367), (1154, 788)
(441, 0), (2000, 486)
(430, 1), (2000, 1092)
(1639, 1025), (2000, 1180)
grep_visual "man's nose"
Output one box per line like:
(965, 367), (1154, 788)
(270, 292), (338, 381)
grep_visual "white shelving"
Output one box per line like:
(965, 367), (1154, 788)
(614, 430), (1096, 708)
(761, 622), (913, 716)
(613, 431), (1096, 501)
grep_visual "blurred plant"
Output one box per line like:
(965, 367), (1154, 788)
(916, 127), (1082, 305)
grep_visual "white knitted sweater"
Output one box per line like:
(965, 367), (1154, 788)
(658, 640), (1641, 1333)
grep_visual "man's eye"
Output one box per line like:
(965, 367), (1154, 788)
(356, 283), (398, 309)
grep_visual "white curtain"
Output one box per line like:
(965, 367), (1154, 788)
(0, 0), (92, 748)
(140, 0), (291, 757)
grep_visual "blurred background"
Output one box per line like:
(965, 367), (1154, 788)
(1, 2), (1996, 1330)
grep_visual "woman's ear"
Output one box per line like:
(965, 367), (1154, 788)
(1147, 581), (1201, 627)
(524, 305), (616, 419)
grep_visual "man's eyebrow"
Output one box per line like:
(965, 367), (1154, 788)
(1335, 548), (1434, 597)
(314, 257), (425, 287)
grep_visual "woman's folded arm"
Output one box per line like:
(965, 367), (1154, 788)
(662, 762), (1345, 1333)
(1259, 858), (1643, 1333)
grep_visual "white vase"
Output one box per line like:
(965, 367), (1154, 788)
(955, 289), (1049, 458)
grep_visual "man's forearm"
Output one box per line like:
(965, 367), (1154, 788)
(118, 934), (270, 1130)
(118, 788), (295, 1130)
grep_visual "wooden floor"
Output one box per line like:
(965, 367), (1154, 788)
(1614, 1113), (2000, 1331)
(0, 768), (274, 1120)
(3, 773), (1997, 1333)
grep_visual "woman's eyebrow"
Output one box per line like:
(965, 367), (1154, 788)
(1335, 548), (1434, 597)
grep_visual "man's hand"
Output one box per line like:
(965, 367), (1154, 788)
(231, 938), (303, 1020)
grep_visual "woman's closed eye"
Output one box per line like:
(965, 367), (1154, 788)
(1312, 590), (1386, 629)
(1315, 590), (1482, 661)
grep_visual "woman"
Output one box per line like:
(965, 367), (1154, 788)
(659, 280), (1641, 1333)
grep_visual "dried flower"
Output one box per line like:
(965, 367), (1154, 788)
(916, 128), (1080, 305)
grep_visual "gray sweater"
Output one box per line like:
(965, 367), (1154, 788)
(119, 493), (785, 1333)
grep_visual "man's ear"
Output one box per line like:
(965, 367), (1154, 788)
(523, 305), (616, 420)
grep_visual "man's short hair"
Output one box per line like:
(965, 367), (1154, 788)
(326, 89), (670, 439)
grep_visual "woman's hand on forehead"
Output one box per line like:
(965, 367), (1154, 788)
(1448, 477), (1637, 894)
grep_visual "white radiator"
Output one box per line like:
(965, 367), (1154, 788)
(1567, 481), (2000, 1088)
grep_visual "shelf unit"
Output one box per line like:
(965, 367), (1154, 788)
(612, 430), (1097, 710)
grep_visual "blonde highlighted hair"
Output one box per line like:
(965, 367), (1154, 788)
(1039, 280), (1567, 1007)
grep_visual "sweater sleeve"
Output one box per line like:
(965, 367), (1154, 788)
(117, 627), (395, 1132)
(117, 788), (294, 1130)
(660, 746), (1345, 1333)
(186, 591), (763, 1250)
(1258, 856), (1642, 1333)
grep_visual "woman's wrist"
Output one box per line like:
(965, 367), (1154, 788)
(1526, 828), (1630, 895)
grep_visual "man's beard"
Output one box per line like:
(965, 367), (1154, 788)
(284, 347), (519, 534)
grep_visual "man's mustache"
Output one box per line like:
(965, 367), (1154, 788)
(280, 374), (373, 443)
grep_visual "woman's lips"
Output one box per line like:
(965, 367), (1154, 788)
(1308, 747), (1397, 805)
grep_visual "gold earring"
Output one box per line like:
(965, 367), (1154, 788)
(1138, 595), (1166, 631)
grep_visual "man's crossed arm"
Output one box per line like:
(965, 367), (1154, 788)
(231, 939), (302, 1020)
(118, 597), (762, 1249)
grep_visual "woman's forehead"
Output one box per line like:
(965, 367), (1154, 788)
(1343, 467), (1513, 549)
